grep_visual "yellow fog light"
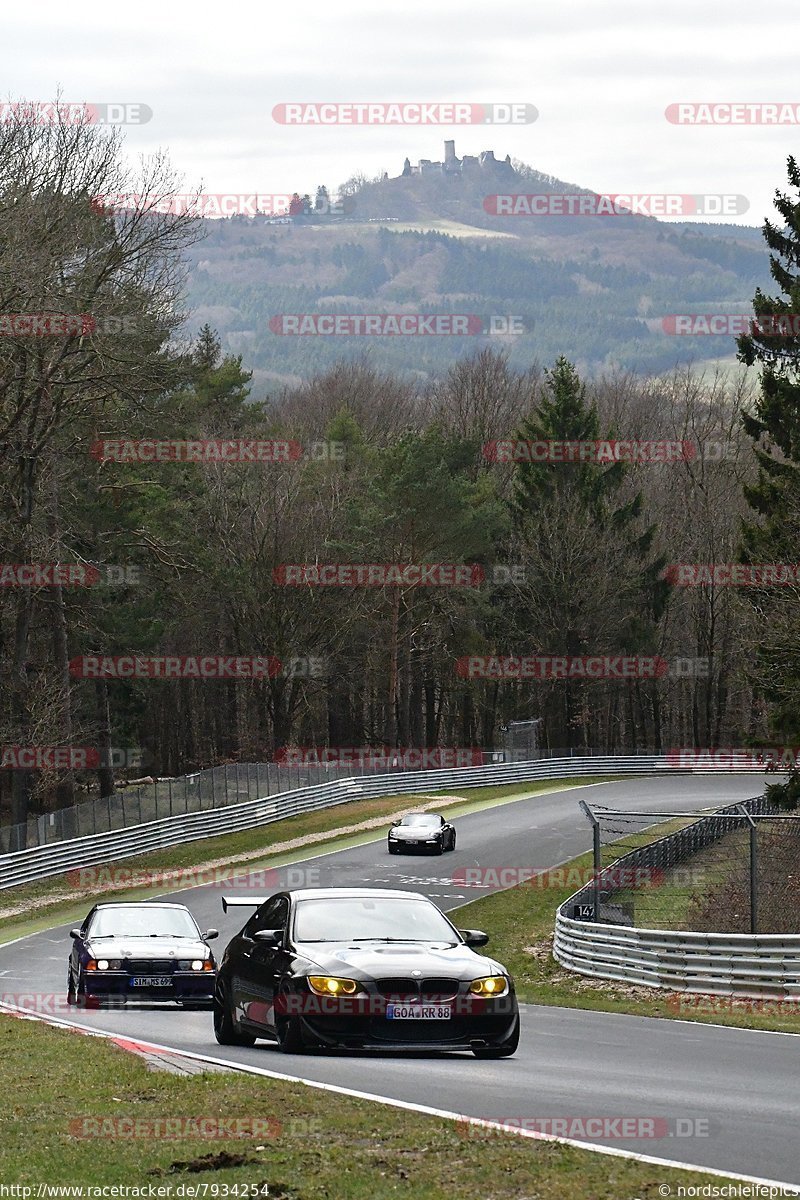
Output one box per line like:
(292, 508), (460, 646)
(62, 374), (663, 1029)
(307, 976), (360, 996)
(468, 975), (508, 997)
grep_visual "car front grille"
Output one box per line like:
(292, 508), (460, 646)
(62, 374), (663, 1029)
(374, 977), (460, 1002)
(125, 960), (176, 973)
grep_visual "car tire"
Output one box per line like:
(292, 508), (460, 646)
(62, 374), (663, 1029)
(73, 968), (93, 1008)
(275, 1013), (307, 1053)
(472, 1016), (520, 1059)
(66, 968), (76, 1006)
(213, 981), (256, 1047)
(433, 839), (444, 855)
(448, 832), (456, 851)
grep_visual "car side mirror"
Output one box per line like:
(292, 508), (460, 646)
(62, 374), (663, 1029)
(459, 929), (489, 947)
(391, 819), (401, 827)
(203, 929), (219, 941)
(69, 929), (81, 939)
(254, 929), (282, 945)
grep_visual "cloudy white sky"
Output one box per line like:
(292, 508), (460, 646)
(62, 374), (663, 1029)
(4, 0), (799, 223)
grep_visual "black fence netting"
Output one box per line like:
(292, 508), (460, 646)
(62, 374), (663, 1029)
(568, 796), (800, 934)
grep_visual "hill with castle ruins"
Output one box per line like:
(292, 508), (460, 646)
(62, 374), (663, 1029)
(184, 141), (769, 389)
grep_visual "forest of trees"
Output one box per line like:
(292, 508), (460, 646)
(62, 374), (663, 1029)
(2, 110), (800, 834)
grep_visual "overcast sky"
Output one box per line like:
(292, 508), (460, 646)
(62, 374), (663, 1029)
(4, 0), (799, 224)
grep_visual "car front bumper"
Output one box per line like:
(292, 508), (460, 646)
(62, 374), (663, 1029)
(282, 991), (518, 1049)
(82, 971), (216, 1002)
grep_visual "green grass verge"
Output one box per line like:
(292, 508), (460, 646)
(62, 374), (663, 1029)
(0, 777), (620, 945)
(0, 1014), (743, 1196)
(454, 836), (800, 1034)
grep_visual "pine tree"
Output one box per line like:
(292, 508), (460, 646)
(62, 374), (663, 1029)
(509, 358), (668, 747)
(737, 157), (800, 734)
(738, 156), (800, 563)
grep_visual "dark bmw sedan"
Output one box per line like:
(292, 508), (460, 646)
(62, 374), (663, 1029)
(67, 901), (218, 1007)
(214, 888), (519, 1057)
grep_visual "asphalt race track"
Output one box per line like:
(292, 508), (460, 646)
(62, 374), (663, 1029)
(3, 775), (798, 1185)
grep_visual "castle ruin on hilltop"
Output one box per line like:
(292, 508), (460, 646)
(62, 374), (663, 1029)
(400, 139), (514, 178)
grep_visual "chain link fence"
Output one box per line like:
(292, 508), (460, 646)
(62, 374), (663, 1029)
(0, 744), (670, 854)
(577, 795), (800, 934)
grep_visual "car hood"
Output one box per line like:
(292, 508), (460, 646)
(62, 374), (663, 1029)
(85, 937), (210, 958)
(390, 826), (441, 838)
(297, 941), (505, 979)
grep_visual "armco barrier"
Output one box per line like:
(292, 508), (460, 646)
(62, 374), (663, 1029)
(553, 796), (800, 998)
(0, 754), (774, 893)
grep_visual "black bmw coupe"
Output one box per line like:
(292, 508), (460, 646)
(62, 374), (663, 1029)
(213, 887), (519, 1057)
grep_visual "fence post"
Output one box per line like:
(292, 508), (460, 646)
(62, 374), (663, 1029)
(579, 799), (601, 922)
(738, 805), (758, 935)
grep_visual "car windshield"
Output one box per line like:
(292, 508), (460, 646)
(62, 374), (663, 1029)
(293, 897), (458, 943)
(399, 814), (440, 827)
(87, 907), (200, 939)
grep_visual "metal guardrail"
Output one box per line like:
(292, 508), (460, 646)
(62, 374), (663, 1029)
(0, 746), (669, 852)
(553, 795), (800, 998)
(0, 753), (781, 894)
(0, 753), (686, 891)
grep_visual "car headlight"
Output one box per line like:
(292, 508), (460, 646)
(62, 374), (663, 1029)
(97, 960), (109, 971)
(178, 959), (212, 971)
(468, 975), (509, 997)
(307, 975), (363, 996)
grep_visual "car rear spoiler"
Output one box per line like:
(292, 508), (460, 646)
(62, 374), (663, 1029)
(221, 895), (266, 913)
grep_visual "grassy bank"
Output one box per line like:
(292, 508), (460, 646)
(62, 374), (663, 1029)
(0, 1014), (743, 1197)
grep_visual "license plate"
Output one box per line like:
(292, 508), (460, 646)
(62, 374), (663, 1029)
(386, 1004), (451, 1020)
(130, 976), (172, 987)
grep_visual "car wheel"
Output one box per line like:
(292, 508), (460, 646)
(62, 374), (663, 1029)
(472, 1016), (520, 1059)
(275, 1013), (307, 1053)
(433, 838), (444, 855)
(213, 981), (256, 1047)
(66, 968), (76, 1006)
(73, 968), (93, 1008)
(448, 832), (456, 851)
